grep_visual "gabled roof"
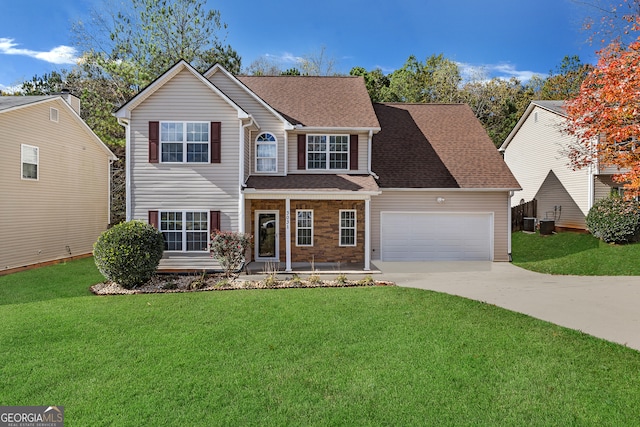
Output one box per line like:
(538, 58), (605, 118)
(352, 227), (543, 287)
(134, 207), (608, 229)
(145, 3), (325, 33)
(1, 95), (117, 161)
(500, 100), (566, 151)
(237, 75), (381, 130)
(373, 103), (520, 190)
(113, 60), (250, 120)
(0, 96), (59, 112)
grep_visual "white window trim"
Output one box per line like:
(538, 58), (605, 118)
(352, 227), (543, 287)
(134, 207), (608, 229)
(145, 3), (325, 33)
(339, 209), (357, 247)
(159, 210), (210, 253)
(21, 144), (39, 181)
(296, 209), (313, 247)
(255, 132), (278, 173)
(306, 134), (350, 171)
(49, 107), (59, 122)
(160, 121), (210, 164)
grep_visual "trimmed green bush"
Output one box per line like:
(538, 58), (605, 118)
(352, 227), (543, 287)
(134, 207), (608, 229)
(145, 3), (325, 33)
(93, 220), (165, 288)
(586, 196), (640, 244)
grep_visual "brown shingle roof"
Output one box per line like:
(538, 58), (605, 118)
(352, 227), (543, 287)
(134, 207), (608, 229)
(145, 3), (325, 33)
(238, 76), (380, 129)
(245, 174), (379, 192)
(373, 103), (520, 189)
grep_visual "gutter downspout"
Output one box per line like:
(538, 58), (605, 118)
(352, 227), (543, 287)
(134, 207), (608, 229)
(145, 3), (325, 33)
(508, 191), (514, 262)
(117, 118), (131, 221)
(367, 130), (379, 179)
(239, 118), (255, 233)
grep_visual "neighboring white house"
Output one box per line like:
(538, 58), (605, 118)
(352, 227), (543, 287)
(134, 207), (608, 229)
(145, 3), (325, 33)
(500, 100), (618, 230)
(114, 60), (520, 271)
(0, 94), (117, 273)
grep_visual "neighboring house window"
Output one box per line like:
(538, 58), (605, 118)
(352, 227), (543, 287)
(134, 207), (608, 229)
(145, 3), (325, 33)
(307, 135), (349, 170)
(160, 122), (209, 163)
(159, 211), (209, 252)
(50, 108), (59, 122)
(296, 210), (313, 246)
(21, 144), (39, 180)
(256, 132), (277, 172)
(339, 210), (356, 246)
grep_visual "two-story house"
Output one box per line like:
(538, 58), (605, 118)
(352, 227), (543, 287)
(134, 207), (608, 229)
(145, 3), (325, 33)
(114, 61), (520, 271)
(1, 93), (117, 273)
(500, 100), (619, 230)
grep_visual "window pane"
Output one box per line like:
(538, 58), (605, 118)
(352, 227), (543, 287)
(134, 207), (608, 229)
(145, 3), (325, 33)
(161, 212), (182, 231)
(186, 212), (208, 231)
(22, 146), (38, 163)
(187, 143), (208, 162)
(161, 123), (183, 142)
(307, 153), (326, 169)
(257, 133), (276, 142)
(161, 142), (183, 162)
(257, 144), (276, 158)
(187, 123), (208, 142)
(163, 231), (182, 251)
(22, 163), (37, 179)
(187, 232), (208, 251)
(257, 158), (276, 172)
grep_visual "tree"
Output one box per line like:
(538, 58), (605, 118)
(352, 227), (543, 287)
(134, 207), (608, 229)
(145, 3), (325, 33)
(565, 39), (640, 196)
(298, 46), (338, 76)
(537, 55), (593, 100)
(573, 0), (640, 47)
(72, 0), (241, 92)
(349, 66), (389, 102)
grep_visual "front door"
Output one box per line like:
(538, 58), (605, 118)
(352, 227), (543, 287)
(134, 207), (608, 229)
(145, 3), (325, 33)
(255, 211), (279, 260)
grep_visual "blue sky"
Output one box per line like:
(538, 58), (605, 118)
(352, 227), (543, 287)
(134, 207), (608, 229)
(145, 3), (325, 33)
(0, 0), (601, 92)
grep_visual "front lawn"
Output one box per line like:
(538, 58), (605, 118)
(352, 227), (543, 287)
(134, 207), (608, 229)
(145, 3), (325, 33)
(512, 230), (640, 275)
(2, 259), (640, 425)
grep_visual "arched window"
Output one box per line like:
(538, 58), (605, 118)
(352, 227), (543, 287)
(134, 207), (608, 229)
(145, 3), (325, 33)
(256, 132), (277, 172)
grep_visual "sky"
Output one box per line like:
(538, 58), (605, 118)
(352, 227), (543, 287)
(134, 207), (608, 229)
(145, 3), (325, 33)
(0, 0), (604, 92)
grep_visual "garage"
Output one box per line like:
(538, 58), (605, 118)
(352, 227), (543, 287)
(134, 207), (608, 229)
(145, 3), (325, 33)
(380, 212), (493, 261)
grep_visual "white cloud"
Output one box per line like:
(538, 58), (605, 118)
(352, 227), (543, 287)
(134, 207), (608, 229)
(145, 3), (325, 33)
(265, 52), (304, 65)
(0, 38), (78, 65)
(457, 61), (544, 83)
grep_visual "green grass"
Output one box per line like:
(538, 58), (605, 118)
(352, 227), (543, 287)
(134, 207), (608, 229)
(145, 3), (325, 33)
(2, 260), (640, 425)
(512, 230), (640, 275)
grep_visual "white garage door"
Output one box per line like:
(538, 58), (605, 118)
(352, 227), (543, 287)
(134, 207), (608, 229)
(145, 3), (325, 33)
(380, 212), (492, 261)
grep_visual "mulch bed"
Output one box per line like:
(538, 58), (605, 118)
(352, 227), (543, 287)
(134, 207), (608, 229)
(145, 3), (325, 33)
(90, 273), (395, 295)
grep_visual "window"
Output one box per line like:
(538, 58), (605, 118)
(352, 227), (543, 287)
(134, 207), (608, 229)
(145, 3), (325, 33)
(160, 122), (209, 163)
(50, 107), (59, 122)
(21, 144), (39, 180)
(159, 211), (209, 252)
(296, 210), (313, 246)
(307, 135), (349, 170)
(256, 132), (277, 172)
(339, 210), (356, 246)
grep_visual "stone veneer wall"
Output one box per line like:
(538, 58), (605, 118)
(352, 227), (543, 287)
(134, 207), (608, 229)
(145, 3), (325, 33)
(250, 199), (365, 263)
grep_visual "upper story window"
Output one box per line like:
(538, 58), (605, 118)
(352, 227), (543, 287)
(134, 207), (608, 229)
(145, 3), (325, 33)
(256, 132), (277, 172)
(21, 144), (39, 180)
(307, 135), (349, 170)
(160, 121), (209, 163)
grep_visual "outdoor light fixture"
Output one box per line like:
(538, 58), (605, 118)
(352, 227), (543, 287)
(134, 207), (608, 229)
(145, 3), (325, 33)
(436, 197), (445, 204)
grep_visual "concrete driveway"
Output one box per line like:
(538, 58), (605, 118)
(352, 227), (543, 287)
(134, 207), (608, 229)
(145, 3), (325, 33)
(373, 261), (640, 352)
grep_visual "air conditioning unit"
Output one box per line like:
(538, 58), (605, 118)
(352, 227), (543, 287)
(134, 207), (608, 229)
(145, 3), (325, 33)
(523, 217), (536, 232)
(539, 219), (555, 235)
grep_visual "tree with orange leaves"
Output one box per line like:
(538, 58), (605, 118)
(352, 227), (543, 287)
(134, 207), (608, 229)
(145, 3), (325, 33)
(565, 38), (640, 197)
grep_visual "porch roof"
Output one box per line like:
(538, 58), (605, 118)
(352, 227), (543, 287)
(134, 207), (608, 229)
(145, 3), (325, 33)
(245, 174), (379, 193)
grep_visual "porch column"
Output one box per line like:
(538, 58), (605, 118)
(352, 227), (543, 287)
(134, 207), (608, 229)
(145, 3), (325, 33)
(285, 198), (292, 272)
(364, 198), (371, 271)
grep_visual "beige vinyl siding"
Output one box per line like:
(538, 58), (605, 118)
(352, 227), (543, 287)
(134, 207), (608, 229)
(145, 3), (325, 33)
(371, 190), (511, 262)
(534, 171), (586, 229)
(0, 99), (111, 271)
(504, 106), (591, 215)
(287, 131), (370, 174)
(594, 175), (616, 201)
(207, 72), (287, 175)
(130, 68), (242, 270)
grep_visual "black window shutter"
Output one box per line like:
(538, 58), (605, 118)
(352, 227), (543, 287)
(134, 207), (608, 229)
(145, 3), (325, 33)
(149, 122), (159, 163)
(350, 134), (359, 170)
(211, 122), (221, 163)
(297, 134), (306, 170)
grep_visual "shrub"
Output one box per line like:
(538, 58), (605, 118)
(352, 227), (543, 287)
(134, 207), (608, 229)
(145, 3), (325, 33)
(586, 196), (640, 244)
(93, 220), (165, 289)
(210, 230), (252, 278)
